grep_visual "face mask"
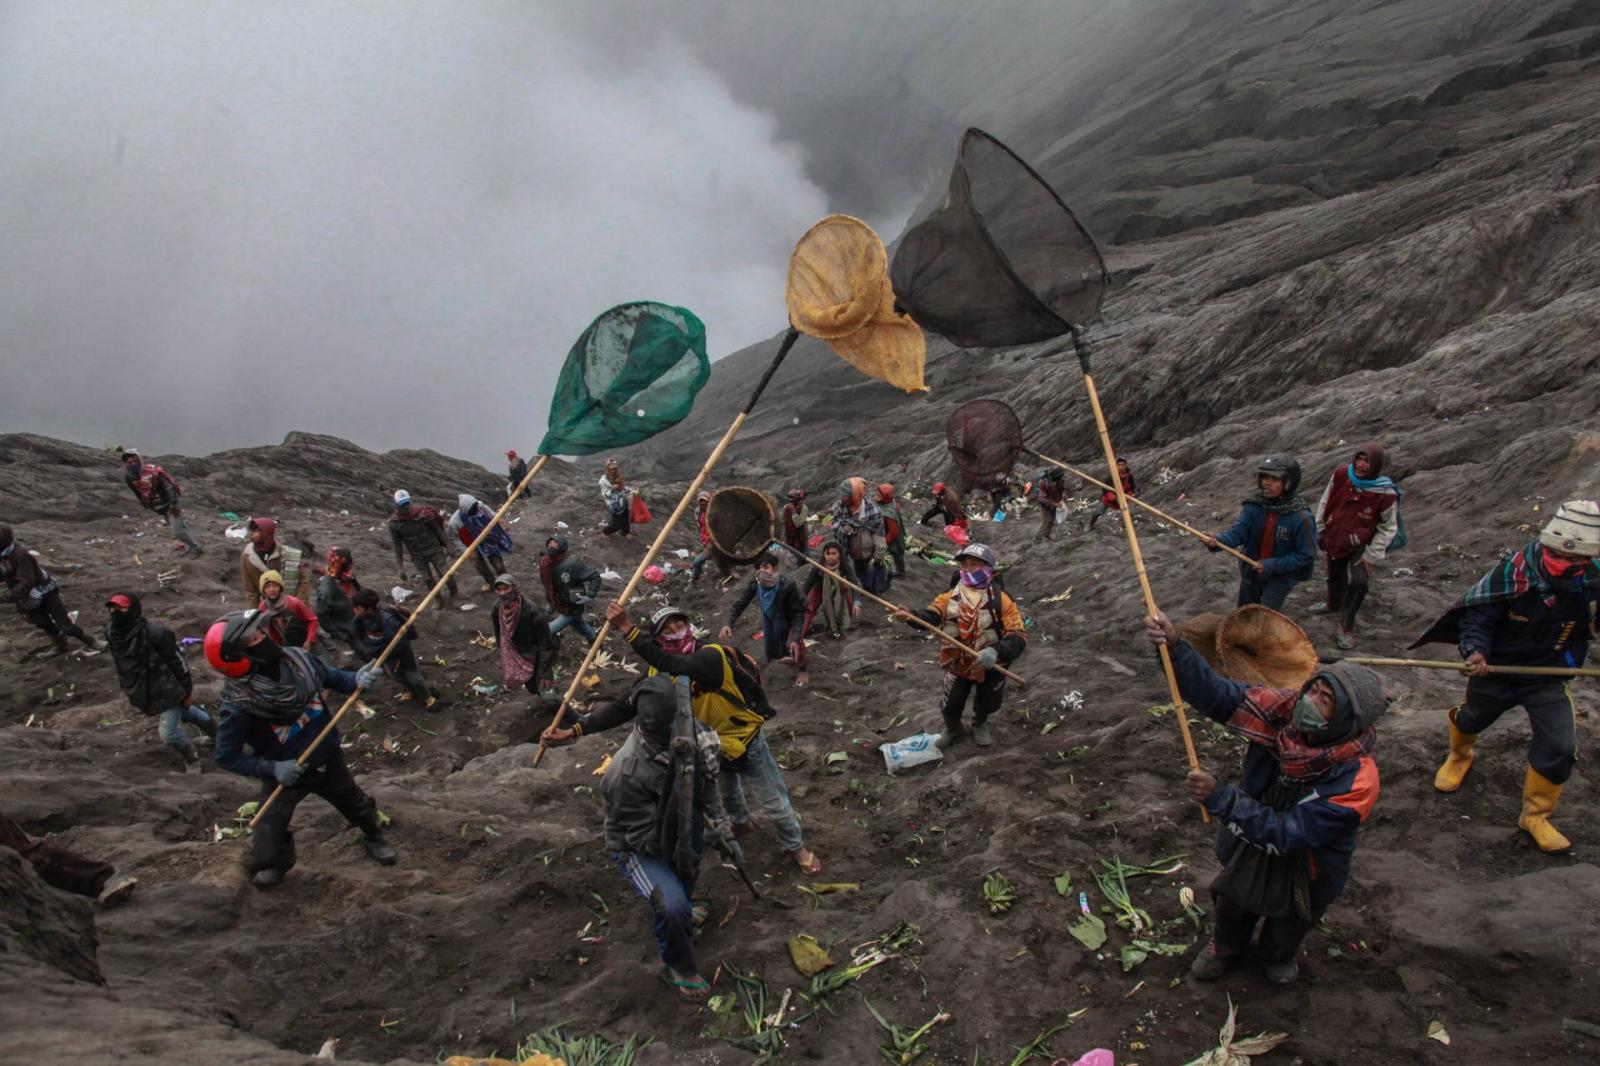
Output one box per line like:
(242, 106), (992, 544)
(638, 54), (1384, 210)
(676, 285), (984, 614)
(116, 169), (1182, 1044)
(1544, 553), (1588, 577)
(108, 609), (138, 635)
(755, 569), (779, 588)
(244, 639), (284, 673)
(657, 631), (696, 656)
(959, 565), (994, 589)
(1292, 694), (1327, 736)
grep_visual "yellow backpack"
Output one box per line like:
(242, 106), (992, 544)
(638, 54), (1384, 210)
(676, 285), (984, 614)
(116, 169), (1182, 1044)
(647, 644), (772, 761)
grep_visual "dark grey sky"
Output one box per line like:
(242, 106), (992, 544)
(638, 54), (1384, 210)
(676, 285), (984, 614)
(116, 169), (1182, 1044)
(0, 0), (1103, 465)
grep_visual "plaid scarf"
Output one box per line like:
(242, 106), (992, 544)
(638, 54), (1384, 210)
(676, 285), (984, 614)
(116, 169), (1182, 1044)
(325, 547), (359, 597)
(222, 648), (324, 726)
(498, 594), (535, 688)
(1413, 539), (1600, 648)
(1223, 686), (1376, 781)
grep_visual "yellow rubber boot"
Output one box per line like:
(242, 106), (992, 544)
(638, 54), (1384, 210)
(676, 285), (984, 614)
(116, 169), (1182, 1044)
(1432, 706), (1476, 793)
(1517, 766), (1572, 853)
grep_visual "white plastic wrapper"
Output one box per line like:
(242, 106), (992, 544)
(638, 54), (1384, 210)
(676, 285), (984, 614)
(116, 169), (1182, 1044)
(391, 585), (413, 603)
(880, 731), (944, 773)
(224, 524), (250, 539)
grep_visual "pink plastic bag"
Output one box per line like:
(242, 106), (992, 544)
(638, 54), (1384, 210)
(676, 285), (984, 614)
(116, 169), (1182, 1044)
(808, 532), (825, 549)
(1068, 1051), (1114, 1066)
(642, 565), (666, 585)
(943, 523), (970, 547)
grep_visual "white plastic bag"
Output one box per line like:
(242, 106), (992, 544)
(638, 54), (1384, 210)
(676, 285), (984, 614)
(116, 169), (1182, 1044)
(1054, 504), (1069, 526)
(225, 523), (250, 539)
(391, 585), (413, 603)
(880, 731), (944, 773)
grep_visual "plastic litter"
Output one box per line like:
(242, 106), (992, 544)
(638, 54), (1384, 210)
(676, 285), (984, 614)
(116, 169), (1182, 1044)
(224, 524), (249, 540)
(880, 732), (944, 773)
(993, 509), (1007, 522)
(674, 548), (690, 558)
(459, 602), (476, 611)
(468, 676), (499, 696)
(643, 565), (667, 585)
(601, 568), (623, 581)
(556, 521), (570, 529)
(391, 586), (413, 603)
(218, 512), (242, 521)
(180, 636), (202, 647)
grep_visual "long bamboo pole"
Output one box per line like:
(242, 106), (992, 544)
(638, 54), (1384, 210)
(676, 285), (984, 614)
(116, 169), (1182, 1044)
(774, 542), (1027, 687)
(1027, 450), (1261, 571)
(249, 454), (552, 829)
(1071, 328), (1208, 823)
(535, 328), (802, 767)
(1347, 657), (1600, 679)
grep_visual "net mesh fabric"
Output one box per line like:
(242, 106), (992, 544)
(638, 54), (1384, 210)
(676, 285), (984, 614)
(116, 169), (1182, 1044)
(891, 129), (1108, 349)
(946, 399), (1024, 487)
(538, 302), (710, 456)
(706, 487), (776, 563)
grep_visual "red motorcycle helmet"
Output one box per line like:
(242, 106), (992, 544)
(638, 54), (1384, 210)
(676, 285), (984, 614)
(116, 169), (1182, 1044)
(204, 610), (265, 678)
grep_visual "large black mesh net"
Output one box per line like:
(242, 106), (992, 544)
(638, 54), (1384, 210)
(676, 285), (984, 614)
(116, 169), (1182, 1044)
(706, 487), (776, 563)
(891, 129), (1108, 349)
(946, 398), (1025, 487)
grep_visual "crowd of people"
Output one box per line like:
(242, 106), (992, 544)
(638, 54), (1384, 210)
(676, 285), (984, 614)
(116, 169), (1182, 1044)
(2, 440), (1594, 1004)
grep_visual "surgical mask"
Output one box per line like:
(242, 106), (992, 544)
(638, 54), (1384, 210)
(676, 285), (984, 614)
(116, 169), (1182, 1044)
(1292, 694), (1327, 736)
(959, 565), (994, 589)
(755, 569), (780, 588)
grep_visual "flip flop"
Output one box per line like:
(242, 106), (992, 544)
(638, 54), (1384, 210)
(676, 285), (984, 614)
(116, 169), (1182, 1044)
(792, 848), (823, 876)
(659, 965), (710, 1002)
(1335, 632), (1356, 650)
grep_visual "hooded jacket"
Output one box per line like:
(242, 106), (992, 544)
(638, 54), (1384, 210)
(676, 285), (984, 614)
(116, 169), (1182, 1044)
(1315, 443), (1401, 563)
(1215, 497), (1316, 581)
(543, 543), (601, 615)
(447, 494), (514, 557)
(122, 453), (182, 515)
(105, 595), (192, 714)
(600, 677), (727, 855)
(1172, 643), (1383, 909)
(240, 518), (308, 601)
(388, 503), (451, 565)
(1, 538), (57, 610)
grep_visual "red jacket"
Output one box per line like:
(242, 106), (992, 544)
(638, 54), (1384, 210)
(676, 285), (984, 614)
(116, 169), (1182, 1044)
(126, 463), (181, 513)
(258, 593), (320, 648)
(1100, 469), (1136, 509)
(1316, 465), (1399, 562)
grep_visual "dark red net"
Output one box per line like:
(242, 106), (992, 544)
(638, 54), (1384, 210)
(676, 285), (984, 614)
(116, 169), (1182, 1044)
(946, 399), (1024, 486)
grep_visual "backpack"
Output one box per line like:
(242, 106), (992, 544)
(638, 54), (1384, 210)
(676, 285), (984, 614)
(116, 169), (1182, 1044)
(708, 643), (777, 722)
(861, 559), (892, 596)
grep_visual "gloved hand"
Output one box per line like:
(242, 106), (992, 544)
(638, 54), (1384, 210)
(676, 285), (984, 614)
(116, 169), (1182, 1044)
(22, 588), (44, 611)
(356, 662), (384, 689)
(270, 760), (306, 786)
(976, 647), (999, 670)
(570, 593), (590, 607)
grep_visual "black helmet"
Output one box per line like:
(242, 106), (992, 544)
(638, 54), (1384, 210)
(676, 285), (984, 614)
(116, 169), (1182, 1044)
(1256, 454), (1301, 497)
(545, 533), (569, 556)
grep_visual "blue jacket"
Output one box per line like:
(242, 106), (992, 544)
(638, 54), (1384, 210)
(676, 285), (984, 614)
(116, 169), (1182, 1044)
(1457, 576), (1596, 670)
(354, 607), (412, 660)
(214, 657), (360, 781)
(1172, 642), (1378, 910)
(1216, 500), (1316, 581)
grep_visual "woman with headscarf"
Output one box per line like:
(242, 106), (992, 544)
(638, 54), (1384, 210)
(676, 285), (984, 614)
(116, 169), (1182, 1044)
(491, 573), (560, 710)
(314, 546), (364, 658)
(1313, 442), (1404, 649)
(829, 476), (886, 588)
(802, 541), (859, 640)
(599, 458), (632, 537)
(240, 517), (309, 602)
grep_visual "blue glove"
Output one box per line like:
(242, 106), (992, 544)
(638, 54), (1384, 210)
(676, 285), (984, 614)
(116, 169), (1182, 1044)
(976, 647), (999, 670)
(271, 760), (306, 786)
(356, 662), (384, 689)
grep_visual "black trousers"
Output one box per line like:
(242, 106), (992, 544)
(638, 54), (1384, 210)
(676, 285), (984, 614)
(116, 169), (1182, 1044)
(386, 644), (432, 701)
(1210, 892), (1323, 963)
(248, 749), (379, 874)
(23, 589), (91, 643)
(412, 551), (459, 597)
(470, 552), (507, 586)
(602, 507), (631, 536)
(1324, 554), (1370, 630)
(1456, 676), (1577, 783)
(941, 669), (1007, 729)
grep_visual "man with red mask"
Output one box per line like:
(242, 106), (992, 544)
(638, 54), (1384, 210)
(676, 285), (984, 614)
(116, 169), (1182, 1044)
(543, 600), (823, 875)
(1419, 500), (1599, 853)
(1313, 442), (1404, 649)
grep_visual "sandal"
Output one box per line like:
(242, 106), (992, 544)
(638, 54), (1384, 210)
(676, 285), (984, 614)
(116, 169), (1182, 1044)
(659, 965), (710, 1002)
(791, 847), (823, 876)
(1335, 631), (1356, 650)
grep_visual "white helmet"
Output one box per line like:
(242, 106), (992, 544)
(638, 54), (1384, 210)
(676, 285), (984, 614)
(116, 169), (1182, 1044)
(1540, 499), (1600, 557)
(393, 489), (412, 506)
